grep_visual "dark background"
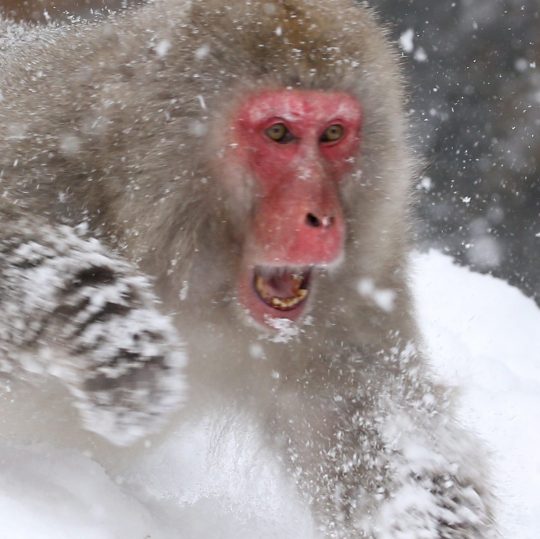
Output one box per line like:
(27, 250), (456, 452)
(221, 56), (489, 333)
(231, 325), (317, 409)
(2, 0), (539, 305)
(376, 0), (540, 306)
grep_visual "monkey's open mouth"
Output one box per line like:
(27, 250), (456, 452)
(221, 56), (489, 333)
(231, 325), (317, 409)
(253, 266), (311, 311)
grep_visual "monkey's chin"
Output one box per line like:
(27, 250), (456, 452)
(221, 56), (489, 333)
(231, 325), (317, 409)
(237, 265), (312, 329)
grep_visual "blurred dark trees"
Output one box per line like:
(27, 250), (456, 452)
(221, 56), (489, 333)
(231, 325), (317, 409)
(375, 0), (540, 304)
(1, 0), (539, 303)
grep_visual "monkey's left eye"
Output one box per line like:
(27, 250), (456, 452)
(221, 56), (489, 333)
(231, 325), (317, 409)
(320, 124), (344, 143)
(265, 123), (295, 144)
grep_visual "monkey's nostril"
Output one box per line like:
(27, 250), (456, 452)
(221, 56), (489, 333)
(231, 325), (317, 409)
(306, 213), (321, 228)
(305, 213), (334, 228)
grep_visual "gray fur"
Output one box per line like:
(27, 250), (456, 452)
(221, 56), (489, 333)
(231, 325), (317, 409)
(0, 1), (497, 536)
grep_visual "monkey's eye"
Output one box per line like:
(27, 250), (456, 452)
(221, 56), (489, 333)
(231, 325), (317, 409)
(320, 124), (344, 144)
(265, 123), (294, 144)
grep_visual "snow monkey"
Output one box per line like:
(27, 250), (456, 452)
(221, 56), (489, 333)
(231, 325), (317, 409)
(0, 0), (497, 537)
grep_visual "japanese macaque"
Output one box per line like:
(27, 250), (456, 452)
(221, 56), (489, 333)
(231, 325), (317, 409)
(0, 0), (497, 537)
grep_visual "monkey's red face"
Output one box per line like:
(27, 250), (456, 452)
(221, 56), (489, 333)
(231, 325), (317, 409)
(227, 90), (362, 328)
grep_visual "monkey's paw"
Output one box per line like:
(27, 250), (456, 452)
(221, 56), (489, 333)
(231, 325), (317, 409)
(1, 221), (187, 445)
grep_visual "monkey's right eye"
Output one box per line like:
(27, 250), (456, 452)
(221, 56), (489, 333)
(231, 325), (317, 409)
(265, 123), (294, 144)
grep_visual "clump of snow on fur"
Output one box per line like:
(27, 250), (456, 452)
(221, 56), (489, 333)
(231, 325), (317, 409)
(155, 39), (171, 58)
(265, 317), (301, 343)
(357, 277), (396, 312)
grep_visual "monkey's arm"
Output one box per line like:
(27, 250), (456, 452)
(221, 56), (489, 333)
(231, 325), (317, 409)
(276, 346), (498, 539)
(362, 349), (499, 539)
(0, 210), (187, 445)
(357, 410), (499, 539)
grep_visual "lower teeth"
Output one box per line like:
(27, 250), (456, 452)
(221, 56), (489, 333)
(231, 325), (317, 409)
(270, 289), (308, 309)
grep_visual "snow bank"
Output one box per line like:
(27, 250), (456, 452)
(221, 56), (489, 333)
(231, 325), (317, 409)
(0, 250), (538, 538)
(413, 250), (540, 539)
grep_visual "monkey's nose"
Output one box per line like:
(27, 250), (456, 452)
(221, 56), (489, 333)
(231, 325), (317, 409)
(305, 212), (335, 229)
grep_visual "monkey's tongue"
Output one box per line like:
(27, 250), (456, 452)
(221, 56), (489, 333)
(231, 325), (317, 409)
(253, 267), (310, 311)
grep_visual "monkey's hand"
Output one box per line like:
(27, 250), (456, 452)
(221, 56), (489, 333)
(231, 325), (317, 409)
(0, 214), (187, 445)
(355, 412), (498, 539)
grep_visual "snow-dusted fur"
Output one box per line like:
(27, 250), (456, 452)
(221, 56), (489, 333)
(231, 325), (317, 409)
(0, 212), (186, 445)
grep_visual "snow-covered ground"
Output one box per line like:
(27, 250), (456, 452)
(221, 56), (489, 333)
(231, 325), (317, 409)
(0, 250), (538, 538)
(414, 251), (540, 539)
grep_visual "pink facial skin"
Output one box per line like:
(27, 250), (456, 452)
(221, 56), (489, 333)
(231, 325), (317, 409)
(228, 89), (362, 328)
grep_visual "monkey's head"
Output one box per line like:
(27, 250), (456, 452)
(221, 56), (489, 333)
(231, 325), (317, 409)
(95, 0), (415, 335)
(161, 0), (415, 332)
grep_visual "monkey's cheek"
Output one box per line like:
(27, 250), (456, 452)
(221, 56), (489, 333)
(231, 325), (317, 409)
(236, 267), (310, 330)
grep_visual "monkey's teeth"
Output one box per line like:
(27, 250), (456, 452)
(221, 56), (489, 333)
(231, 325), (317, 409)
(253, 268), (310, 312)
